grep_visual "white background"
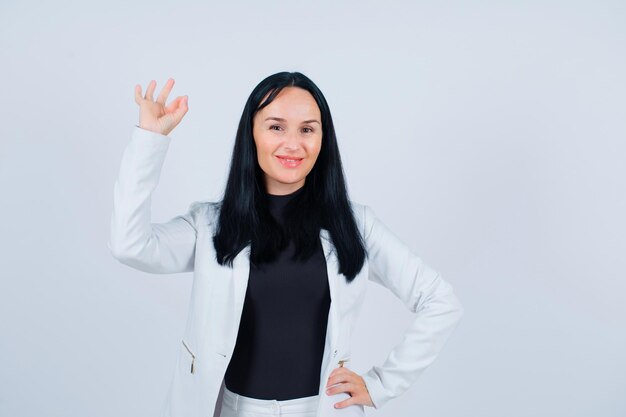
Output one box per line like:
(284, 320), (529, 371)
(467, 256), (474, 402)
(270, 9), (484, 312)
(1, 1), (624, 416)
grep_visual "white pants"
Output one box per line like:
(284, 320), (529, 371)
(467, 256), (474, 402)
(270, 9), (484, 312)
(219, 385), (320, 417)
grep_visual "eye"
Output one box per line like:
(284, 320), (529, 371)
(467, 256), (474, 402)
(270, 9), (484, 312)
(270, 125), (282, 131)
(302, 127), (314, 133)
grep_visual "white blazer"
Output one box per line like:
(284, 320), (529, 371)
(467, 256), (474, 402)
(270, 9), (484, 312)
(108, 126), (464, 417)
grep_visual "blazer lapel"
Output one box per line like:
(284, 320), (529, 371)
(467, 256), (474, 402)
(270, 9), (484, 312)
(230, 244), (251, 338)
(319, 229), (341, 388)
(320, 228), (339, 344)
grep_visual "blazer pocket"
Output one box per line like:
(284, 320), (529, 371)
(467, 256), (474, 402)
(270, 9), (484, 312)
(181, 339), (196, 374)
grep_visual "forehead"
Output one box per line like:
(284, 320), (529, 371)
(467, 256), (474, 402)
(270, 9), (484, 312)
(257, 87), (320, 120)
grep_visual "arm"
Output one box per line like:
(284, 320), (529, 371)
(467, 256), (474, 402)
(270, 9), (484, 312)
(360, 204), (464, 409)
(107, 126), (200, 274)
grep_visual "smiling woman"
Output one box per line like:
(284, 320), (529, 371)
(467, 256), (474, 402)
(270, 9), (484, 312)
(213, 73), (366, 279)
(109, 71), (464, 417)
(252, 87), (323, 195)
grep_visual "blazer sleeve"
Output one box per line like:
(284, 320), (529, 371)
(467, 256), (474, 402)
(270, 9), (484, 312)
(107, 125), (200, 274)
(359, 204), (464, 409)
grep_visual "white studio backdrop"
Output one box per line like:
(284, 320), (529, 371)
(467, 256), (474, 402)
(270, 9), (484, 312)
(0, 1), (624, 416)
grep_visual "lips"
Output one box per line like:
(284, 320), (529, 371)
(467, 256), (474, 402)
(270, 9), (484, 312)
(275, 155), (303, 168)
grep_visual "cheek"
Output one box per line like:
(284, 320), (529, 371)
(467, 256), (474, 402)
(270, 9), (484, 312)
(257, 144), (271, 160)
(309, 139), (323, 160)
(254, 137), (274, 163)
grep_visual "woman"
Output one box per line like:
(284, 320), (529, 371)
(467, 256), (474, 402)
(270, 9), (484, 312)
(109, 71), (464, 417)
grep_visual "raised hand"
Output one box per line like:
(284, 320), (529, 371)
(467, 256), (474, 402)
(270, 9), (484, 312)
(134, 78), (189, 136)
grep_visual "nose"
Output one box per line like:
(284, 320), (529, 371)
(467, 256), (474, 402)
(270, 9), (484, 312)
(283, 131), (301, 151)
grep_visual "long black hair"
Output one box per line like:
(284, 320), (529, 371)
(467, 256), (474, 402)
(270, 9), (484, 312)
(212, 71), (366, 282)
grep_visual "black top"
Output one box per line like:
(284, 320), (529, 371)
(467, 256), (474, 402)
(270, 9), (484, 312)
(224, 186), (331, 400)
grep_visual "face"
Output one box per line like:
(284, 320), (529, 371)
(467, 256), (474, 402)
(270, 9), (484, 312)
(252, 86), (323, 195)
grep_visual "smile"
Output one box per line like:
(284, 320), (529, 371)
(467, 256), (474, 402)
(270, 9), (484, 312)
(275, 155), (303, 168)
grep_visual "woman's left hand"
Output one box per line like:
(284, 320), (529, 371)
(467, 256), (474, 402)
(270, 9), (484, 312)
(325, 366), (374, 409)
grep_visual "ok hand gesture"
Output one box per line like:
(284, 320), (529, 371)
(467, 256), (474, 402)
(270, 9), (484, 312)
(135, 78), (188, 136)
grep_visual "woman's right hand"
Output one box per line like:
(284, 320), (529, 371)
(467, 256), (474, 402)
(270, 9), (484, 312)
(135, 78), (189, 136)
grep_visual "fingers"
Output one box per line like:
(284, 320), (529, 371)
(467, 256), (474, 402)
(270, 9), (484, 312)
(142, 79), (155, 101)
(165, 96), (189, 123)
(135, 80), (156, 103)
(135, 78), (183, 107)
(134, 79), (187, 135)
(156, 77), (175, 106)
(165, 95), (187, 113)
(173, 96), (189, 123)
(326, 367), (355, 387)
(326, 381), (369, 409)
(134, 84), (143, 105)
(326, 368), (362, 396)
(333, 395), (360, 409)
(326, 367), (372, 409)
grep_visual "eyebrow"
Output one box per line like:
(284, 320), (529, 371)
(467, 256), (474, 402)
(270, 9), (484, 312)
(264, 117), (321, 124)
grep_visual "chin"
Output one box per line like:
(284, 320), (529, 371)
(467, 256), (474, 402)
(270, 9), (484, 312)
(279, 178), (305, 185)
